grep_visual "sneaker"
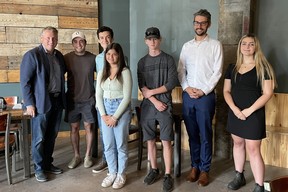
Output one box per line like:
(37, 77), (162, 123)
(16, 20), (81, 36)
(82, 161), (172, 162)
(92, 161), (108, 173)
(112, 174), (126, 189)
(45, 164), (63, 175)
(101, 173), (117, 188)
(84, 156), (93, 168)
(35, 172), (48, 182)
(68, 156), (82, 169)
(144, 168), (160, 185)
(163, 174), (174, 192)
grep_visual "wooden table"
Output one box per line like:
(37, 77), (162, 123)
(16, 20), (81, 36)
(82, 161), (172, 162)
(3, 108), (31, 178)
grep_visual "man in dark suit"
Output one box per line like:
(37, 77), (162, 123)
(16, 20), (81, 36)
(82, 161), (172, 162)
(20, 26), (66, 182)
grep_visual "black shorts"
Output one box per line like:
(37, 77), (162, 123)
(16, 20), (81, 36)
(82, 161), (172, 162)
(65, 100), (97, 124)
(140, 102), (174, 141)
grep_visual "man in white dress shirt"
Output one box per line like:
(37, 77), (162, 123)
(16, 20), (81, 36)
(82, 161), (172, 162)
(177, 9), (223, 187)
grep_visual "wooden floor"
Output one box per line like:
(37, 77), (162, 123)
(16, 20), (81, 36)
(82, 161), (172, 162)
(1, 135), (288, 192)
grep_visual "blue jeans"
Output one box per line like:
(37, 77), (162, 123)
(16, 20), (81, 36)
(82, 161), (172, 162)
(182, 91), (215, 172)
(31, 97), (63, 174)
(96, 108), (106, 161)
(101, 98), (130, 174)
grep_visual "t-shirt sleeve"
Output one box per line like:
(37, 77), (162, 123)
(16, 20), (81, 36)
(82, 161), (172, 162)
(224, 63), (236, 79)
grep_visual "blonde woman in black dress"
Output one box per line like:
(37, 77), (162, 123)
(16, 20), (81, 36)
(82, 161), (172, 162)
(223, 34), (276, 192)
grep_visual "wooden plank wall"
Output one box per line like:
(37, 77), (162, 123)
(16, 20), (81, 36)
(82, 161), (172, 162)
(0, 1), (99, 83)
(261, 93), (288, 168)
(246, 93), (288, 168)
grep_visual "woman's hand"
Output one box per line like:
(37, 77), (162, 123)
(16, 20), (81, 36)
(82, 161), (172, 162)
(102, 115), (117, 127)
(241, 107), (253, 119)
(232, 107), (246, 120)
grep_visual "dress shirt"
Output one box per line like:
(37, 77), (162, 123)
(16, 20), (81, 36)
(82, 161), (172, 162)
(178, 35), (223, 95)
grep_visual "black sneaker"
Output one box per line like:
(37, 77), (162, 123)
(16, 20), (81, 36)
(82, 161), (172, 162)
(163, 174), (174, 192)
(45, 164), (63, 175)
(35, 172), (48, 182)
(144, 168), (160, 185)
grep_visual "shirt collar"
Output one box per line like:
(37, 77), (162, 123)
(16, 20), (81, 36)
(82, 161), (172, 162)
(192, 34), (210, 43)
(42, 44), (56, 55)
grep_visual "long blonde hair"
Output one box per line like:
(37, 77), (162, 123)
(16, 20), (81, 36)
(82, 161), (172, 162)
(234, 34), (277, 89)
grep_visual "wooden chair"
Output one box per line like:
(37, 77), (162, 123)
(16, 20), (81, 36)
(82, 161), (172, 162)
(0, 113), (16, 185)
(128, 106), (143, 170)
(269, 175), (288, 192)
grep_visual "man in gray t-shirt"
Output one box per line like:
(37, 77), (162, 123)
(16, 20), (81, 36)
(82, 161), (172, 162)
(137, 27), (178, 192)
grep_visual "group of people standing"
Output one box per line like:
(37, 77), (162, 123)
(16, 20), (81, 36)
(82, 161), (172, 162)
(20, 8), (276, 192)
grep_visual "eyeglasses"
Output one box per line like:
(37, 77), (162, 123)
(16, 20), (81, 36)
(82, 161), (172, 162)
(193, 21), (209, 26)
(145, 31), (160, 37)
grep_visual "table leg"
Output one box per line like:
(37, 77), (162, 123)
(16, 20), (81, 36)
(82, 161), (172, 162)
(22, 118), (31, 178)
(174, 116), (181, 177)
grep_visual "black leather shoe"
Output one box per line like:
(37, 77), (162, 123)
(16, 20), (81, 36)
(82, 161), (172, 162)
(253, 183), (264, 192)
(227, 171), (246, 190)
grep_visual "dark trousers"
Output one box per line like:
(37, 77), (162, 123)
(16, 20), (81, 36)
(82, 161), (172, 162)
(182, 91), (215, 172)
(31, 96), (63, 173)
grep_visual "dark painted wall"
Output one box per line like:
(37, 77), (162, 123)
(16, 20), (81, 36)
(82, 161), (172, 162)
(255, 0), (288, 93)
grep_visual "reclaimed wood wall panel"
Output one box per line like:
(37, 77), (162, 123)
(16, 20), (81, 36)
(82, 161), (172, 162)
(0, 14), (58, 27)
(0, 3), (98, 17)
(0, 44), (39, 56)
(0, 1), (98, 83)
(0, 70), (8, 82)
(0, 27), (5, 43)
(0, 56), (8, 69)
(59, 16), (98, 29)
(6, 27), (43, 44)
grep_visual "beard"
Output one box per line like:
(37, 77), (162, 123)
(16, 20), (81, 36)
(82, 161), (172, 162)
(195, 28), (207, 36)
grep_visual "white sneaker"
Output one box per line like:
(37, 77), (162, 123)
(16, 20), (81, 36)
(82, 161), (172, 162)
(112, 174), (126, 189)
(101, 173), (117, 188)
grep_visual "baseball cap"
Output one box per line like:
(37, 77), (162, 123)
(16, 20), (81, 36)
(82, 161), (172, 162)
(71, 31), (86, 41)
(145, 27), (161, 39)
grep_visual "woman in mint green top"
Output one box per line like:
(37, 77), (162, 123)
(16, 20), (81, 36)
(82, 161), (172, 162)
(96, 43), (132, 189)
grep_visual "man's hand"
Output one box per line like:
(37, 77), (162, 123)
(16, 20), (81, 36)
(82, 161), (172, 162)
(26, 105), (36, 117)
(153, 100), (167, 112)
(185, 87), (204, 99)
(141, 86), (154, 98)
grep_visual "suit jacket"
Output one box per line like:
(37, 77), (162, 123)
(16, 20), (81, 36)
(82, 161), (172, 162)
(20, 45), (66, 114)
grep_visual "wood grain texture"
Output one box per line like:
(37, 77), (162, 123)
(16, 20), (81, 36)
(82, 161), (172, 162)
(247, 93), (288, 168)
(59, 16), (98, 29)
(0, 3), (98, 17)
(0, 13), (58, 27)
(0, 26), (5, 43)
(0, 0), (98, 83)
